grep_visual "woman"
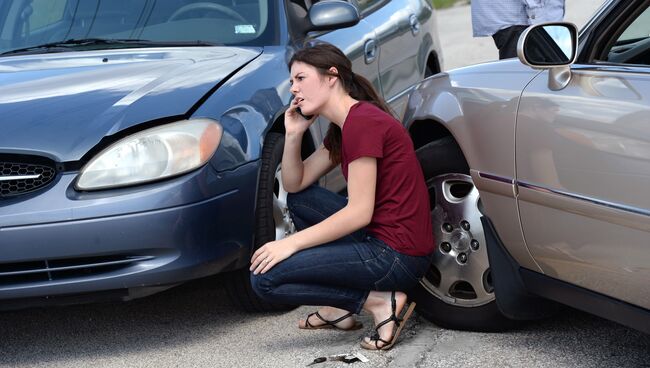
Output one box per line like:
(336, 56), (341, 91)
(250, 43), (434, 351)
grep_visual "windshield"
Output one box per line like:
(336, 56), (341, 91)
(0, 0), (276, 55)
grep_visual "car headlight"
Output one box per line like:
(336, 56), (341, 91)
(76, 119), (223, 190)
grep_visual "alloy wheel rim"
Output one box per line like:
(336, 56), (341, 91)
(420, 173), (495, 307)
(272, 165), (296, 240)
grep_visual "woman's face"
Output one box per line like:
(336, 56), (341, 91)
(289, 61), (332, 116)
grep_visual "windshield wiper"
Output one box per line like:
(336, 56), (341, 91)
(1, 38), (221, 56)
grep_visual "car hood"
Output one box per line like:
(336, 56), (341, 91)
(0, 47), (262, 162)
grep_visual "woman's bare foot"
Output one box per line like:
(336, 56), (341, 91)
(361, 291), (408, 349)
(298, 306), (360, 330)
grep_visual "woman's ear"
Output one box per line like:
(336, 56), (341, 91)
(327, 67), (339, 86)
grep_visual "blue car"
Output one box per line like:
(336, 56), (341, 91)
(0, 0), (442, 310)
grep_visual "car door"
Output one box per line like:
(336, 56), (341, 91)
(313, 4), (380, 192)
(361, 0), (431, 118)
(515, 3), (650, 309)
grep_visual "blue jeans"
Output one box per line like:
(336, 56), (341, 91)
(250, 185), (432, 314)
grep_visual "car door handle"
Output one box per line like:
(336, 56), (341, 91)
(364, 39), (377, 64)
(409, 14), (420, 35)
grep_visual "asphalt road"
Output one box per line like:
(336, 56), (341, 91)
(3, 1), (650, 368)
(0, 274), (648, 368)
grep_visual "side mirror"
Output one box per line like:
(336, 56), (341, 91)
(308, 0), (360, 32)
(518, 22), (578, 67)
(518, 22), (578, 90)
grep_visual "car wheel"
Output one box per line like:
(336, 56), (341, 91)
(412, 136), (515, 331)
(225, 132), (296, 312)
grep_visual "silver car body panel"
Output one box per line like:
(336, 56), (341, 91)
(403, 0), (650, 329)
(405, 60), (543, 271)
(470, 169), (542, 272)
(406, 0), (650, 310)
(516, 65), (650, 309)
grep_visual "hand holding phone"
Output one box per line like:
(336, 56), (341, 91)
(296, 107), (314, 121)
(284, 98), (317, 135)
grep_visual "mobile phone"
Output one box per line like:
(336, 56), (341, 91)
(296, 107), (314, 121)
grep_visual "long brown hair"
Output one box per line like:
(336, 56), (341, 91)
(288, 43), (391, 164)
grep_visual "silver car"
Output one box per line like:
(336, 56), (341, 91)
(404, 0), (649, 333)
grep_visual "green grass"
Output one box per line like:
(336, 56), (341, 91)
(432, 0), (465, 9)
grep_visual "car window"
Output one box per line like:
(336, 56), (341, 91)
(29, 0), (68, 31)
(617, 9), (650, 42)
(600, 5), (650, 66)
(0, 0), (277, 55)
(350, 0), (388, 15)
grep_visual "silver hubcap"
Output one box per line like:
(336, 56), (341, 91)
(420, 173), (495, 307)
(272, 166), (296, 240)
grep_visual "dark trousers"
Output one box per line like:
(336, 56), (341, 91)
(492, 25), (528, 59)
(250, 185), (431, 314)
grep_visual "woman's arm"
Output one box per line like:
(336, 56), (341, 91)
(280, 99), (335, 193)
(281, 139), (335, 193)
(251, 156), (377, 274)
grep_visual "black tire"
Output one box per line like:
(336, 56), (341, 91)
(224, 132), (296, 312)
(412, 136), (516, 331)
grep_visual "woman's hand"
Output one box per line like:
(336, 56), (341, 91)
(250, 238), (297, 275)
(284, 98), (317, 136)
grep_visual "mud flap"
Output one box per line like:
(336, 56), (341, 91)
(481, 216), (560, 320)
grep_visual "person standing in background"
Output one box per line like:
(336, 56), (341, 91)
(472, 0), (565, 59)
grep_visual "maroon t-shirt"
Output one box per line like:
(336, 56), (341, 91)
(325, 101), (434, 256)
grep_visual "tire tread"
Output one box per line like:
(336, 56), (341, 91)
(224, 133), (294, 312)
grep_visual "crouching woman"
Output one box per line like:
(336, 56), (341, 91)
(250, 43), (434, 351)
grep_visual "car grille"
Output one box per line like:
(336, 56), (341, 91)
(0, 158), (57, 198)
(0, 255), (154, 287)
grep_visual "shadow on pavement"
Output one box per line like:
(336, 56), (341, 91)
(0, 275), (278, 366)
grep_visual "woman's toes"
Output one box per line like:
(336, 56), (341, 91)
(300, 313), (322, 328)
(298, 318), (308, 328)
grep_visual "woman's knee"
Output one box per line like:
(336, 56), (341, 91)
(249, 271), (276, 299)
(287, 185), (318, 211)
(287, 186), (324, 227)
(286, 192), (300, 213)
(287, 185), (342, 216)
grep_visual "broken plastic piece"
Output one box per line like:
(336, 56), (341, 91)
(306, 357), (327, 366)
(307, 352), (369, 366)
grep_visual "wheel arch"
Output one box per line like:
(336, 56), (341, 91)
(267, 114), (316, 160)
(403, 75), (469, 159)
(408, 118), (456, 152)
(425, 51), (442, 77)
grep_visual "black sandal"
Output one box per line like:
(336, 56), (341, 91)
(360, 291), (416, 351)
(299, 311), (363, 331)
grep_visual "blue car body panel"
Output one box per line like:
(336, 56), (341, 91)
(0, 46), (269, 306)
(0, 161), (258, 299)
(0, 47), (262, 161)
